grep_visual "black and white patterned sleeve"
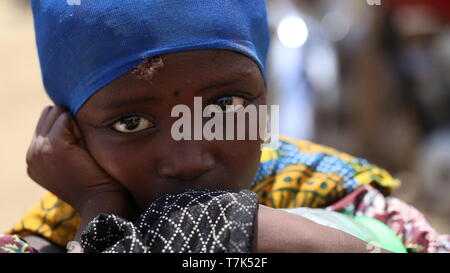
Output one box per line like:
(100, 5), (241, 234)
(80, 189), (259, 253)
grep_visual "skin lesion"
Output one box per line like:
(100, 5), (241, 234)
(130, 56), (165, 82)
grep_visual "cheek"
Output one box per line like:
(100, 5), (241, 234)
(83, 136), (155, 190)
(219, 140), (262, 190)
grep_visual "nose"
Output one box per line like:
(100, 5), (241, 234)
(157, 143), (216, 181)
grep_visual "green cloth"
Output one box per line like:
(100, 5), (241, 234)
(284, 208), (407, 253)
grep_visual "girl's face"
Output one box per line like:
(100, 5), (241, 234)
(75, 50), (266, 210)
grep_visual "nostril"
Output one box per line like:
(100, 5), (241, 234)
(158, 164), (175, 177)
(171, 172), (205, 181)
(159, 167), (211, 181)
(202, 154), (216, 170)
(157, 155), (216, 181)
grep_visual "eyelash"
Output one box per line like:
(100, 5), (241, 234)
(103, 113), (156, 136)
(209, 91), (258, 108)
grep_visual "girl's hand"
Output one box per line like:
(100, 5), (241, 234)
(26, 106), (131, 216)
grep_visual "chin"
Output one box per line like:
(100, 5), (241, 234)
(134, 182), (244, 211)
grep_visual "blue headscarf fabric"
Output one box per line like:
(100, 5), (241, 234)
(31, 0), (270, 115)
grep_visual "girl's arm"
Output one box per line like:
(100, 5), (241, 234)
(253, 205), (391, 253)
(75, 193), (390, 253)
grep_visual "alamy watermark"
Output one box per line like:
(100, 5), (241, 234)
(170, 97), (280, 150)
(366, 0), (382, 6)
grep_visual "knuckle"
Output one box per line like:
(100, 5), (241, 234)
(25, 150), (33, 165)
(26, 165), (35, 180)
(39, 141), (54, 156)
(34, 136), (54, 157)
(42, 105), (53, 114)
(58, 112), (71, 125)
(40, 106), (53, 118)
(26, 144), (38, 165)
(51, 114), (70, 133)
(54, 105), (67, 115)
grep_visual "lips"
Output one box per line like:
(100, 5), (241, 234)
(134, 175), (235, 210)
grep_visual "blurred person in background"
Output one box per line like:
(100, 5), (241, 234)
(266, 0), (450, 244)
(269, 0), (450, 232)
(381, 0), (450, 216)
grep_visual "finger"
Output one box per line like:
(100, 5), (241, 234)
(28, 107), (53, 165)
(70, 118), (82, 141)
(35, 106), (53, 135)
(40, 105), (68, 136)
(47, 112), (80, 146)
(26, 164), (36, 181)
(70, 118), (87, 149)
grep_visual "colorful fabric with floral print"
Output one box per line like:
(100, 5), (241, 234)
(328, 185), (450, 253)
(0, 234), (38, 253)
(251, 136), (400, 208)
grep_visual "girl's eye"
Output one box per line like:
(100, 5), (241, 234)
(214, 96), (247, 112)
(111, 115), (153, 133)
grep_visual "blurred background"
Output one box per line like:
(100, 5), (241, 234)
(0, 0), (449, 233)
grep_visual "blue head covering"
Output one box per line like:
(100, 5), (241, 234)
(31, 0), (270, 114)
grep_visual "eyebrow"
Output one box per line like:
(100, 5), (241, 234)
(101, 96), (159, 110)
(197, 77), (244, 93)
(101, 71), (251, 109)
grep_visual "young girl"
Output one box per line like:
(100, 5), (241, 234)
(2, 0), (448, 253)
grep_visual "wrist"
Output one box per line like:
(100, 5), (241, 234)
(79, 190), (134, 219)
(74, 191), (135, 242)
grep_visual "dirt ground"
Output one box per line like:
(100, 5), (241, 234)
(0, 2), (49, 232)
(0, 2), (448, 235)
